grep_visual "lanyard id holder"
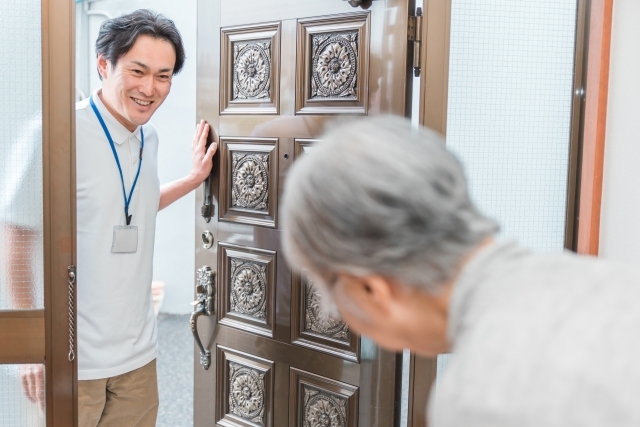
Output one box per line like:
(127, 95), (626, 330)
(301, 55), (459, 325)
(111, 225), (138, 253)
(90, 96), (145, 254)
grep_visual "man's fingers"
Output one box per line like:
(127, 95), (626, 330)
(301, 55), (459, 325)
(192, 120), (205, 149)
(196, 119), (204, 138)
(21, 370), (36, 403)
(197, 123), (210, 151)
(200, 123), (210, 143)
(205, 142), (218, 161)
(27, 370), (38, 403)
(196, 120), (205, 142)
(20, 370), (31, 400)
(35, 371), (44, 411)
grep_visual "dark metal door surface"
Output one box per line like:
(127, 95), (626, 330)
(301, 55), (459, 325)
(194, 1), (414, 425)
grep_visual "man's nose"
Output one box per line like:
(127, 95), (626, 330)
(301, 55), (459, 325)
(138, 75), (154, 97)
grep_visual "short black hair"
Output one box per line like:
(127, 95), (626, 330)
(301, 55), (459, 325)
(95, 9), (186, 79)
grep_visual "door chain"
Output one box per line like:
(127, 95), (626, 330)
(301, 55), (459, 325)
(67, 265), (76, 362)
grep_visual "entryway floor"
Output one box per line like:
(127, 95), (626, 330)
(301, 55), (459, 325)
(157, 313), (193, 427)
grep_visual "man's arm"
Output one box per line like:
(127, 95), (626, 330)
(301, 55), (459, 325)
(158, 120), (217, 211)
(3, 224), (38, 309)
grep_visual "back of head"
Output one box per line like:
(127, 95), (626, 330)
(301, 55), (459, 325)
(95, 9), (186, 78)
(282, 115), (498, 294)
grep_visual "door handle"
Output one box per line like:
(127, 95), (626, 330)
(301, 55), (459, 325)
(201, 129), (216, 223)
(190, 266), (215, 370)
(201, 173), (214, 222)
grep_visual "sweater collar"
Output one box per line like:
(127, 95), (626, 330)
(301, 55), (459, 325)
(447, 239), (530, 345)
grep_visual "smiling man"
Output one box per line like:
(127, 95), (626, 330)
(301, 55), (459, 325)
(71, 10), (215, 426)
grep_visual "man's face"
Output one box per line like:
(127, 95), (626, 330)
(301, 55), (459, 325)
(329, 274), (450, 356)
(98, 35), (175, 130)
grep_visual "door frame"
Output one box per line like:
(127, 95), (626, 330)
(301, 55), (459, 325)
(575, 0), (614, 255)
(194, 0), (220, 423)
(0, 0), (77, 425)
(43, 0), (77, 424)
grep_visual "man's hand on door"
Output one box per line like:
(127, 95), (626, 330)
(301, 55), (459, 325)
(20, 364), (44, 411)
(188, 119), (217, 185)
(158, 120), (218, 211)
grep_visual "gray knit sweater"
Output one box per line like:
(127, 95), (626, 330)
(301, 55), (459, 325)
(430, 241), (640, 426)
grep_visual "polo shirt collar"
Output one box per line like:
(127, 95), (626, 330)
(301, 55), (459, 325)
(91, 88), (142, 145)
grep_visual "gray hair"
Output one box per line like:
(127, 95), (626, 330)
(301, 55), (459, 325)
(281, 115), (499, 294)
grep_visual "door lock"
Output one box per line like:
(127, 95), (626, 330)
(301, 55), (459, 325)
(190, 266), (215, 369)
(201, 230), (214, 249)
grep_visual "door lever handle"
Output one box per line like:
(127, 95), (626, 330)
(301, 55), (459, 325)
(201, 175), (213, 222)
(190, 266), (215, 370)
(201, 130), (216, 223)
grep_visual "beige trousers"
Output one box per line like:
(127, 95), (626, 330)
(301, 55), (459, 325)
(78, 359), (159, 427)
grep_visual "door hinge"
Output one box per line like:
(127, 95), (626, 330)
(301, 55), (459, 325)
(408, 7), (423, 77)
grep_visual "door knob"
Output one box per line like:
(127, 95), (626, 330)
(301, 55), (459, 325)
(190, 266), (215, 369)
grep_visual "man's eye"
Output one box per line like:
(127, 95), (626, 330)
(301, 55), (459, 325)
(133, 69), (143, 74)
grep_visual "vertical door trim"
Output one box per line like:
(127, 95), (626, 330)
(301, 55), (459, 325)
(42, 0), (77, 425)
(419, 0), (451, 135)
(195, 0), (221, 425)
(564, 0), (589, 251)
(409, 1), (452, 426)
(575, 0), (614, 255)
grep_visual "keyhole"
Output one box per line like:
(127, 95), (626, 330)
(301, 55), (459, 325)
(284, 153), (289, 159)
(201, 230), (214, 249)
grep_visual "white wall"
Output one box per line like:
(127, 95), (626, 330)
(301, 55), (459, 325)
(77, 0), (197, 313)
(599, 0), (640, 263)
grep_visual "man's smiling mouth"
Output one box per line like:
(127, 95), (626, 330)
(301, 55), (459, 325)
(131, 97), (152, 106)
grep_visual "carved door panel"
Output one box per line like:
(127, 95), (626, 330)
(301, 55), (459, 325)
(194, 1), (414, 426)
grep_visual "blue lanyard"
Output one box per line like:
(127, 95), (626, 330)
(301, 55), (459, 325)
(89, 96), (144, 226)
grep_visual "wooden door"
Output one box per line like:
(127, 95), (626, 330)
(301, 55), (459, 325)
(192, 1), (415, 425)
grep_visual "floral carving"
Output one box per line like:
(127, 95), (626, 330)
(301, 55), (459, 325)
(229, 362), (266, 425)
(303, 386), (347, 427)
(232, 152), (269, 211)
(230, 260), (267, 319)
(304, 276), (350, 342)
(233, 40), (271, 100)
(311, 31), (358, 99)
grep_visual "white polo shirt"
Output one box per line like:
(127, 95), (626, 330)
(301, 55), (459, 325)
(76, 89), (160, 380)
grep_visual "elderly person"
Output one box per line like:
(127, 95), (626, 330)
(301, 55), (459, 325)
(281, 115), (640, 427)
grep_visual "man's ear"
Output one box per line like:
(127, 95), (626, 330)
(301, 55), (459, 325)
(97, 54), (110, 80)
(357, 275), (394, 316)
